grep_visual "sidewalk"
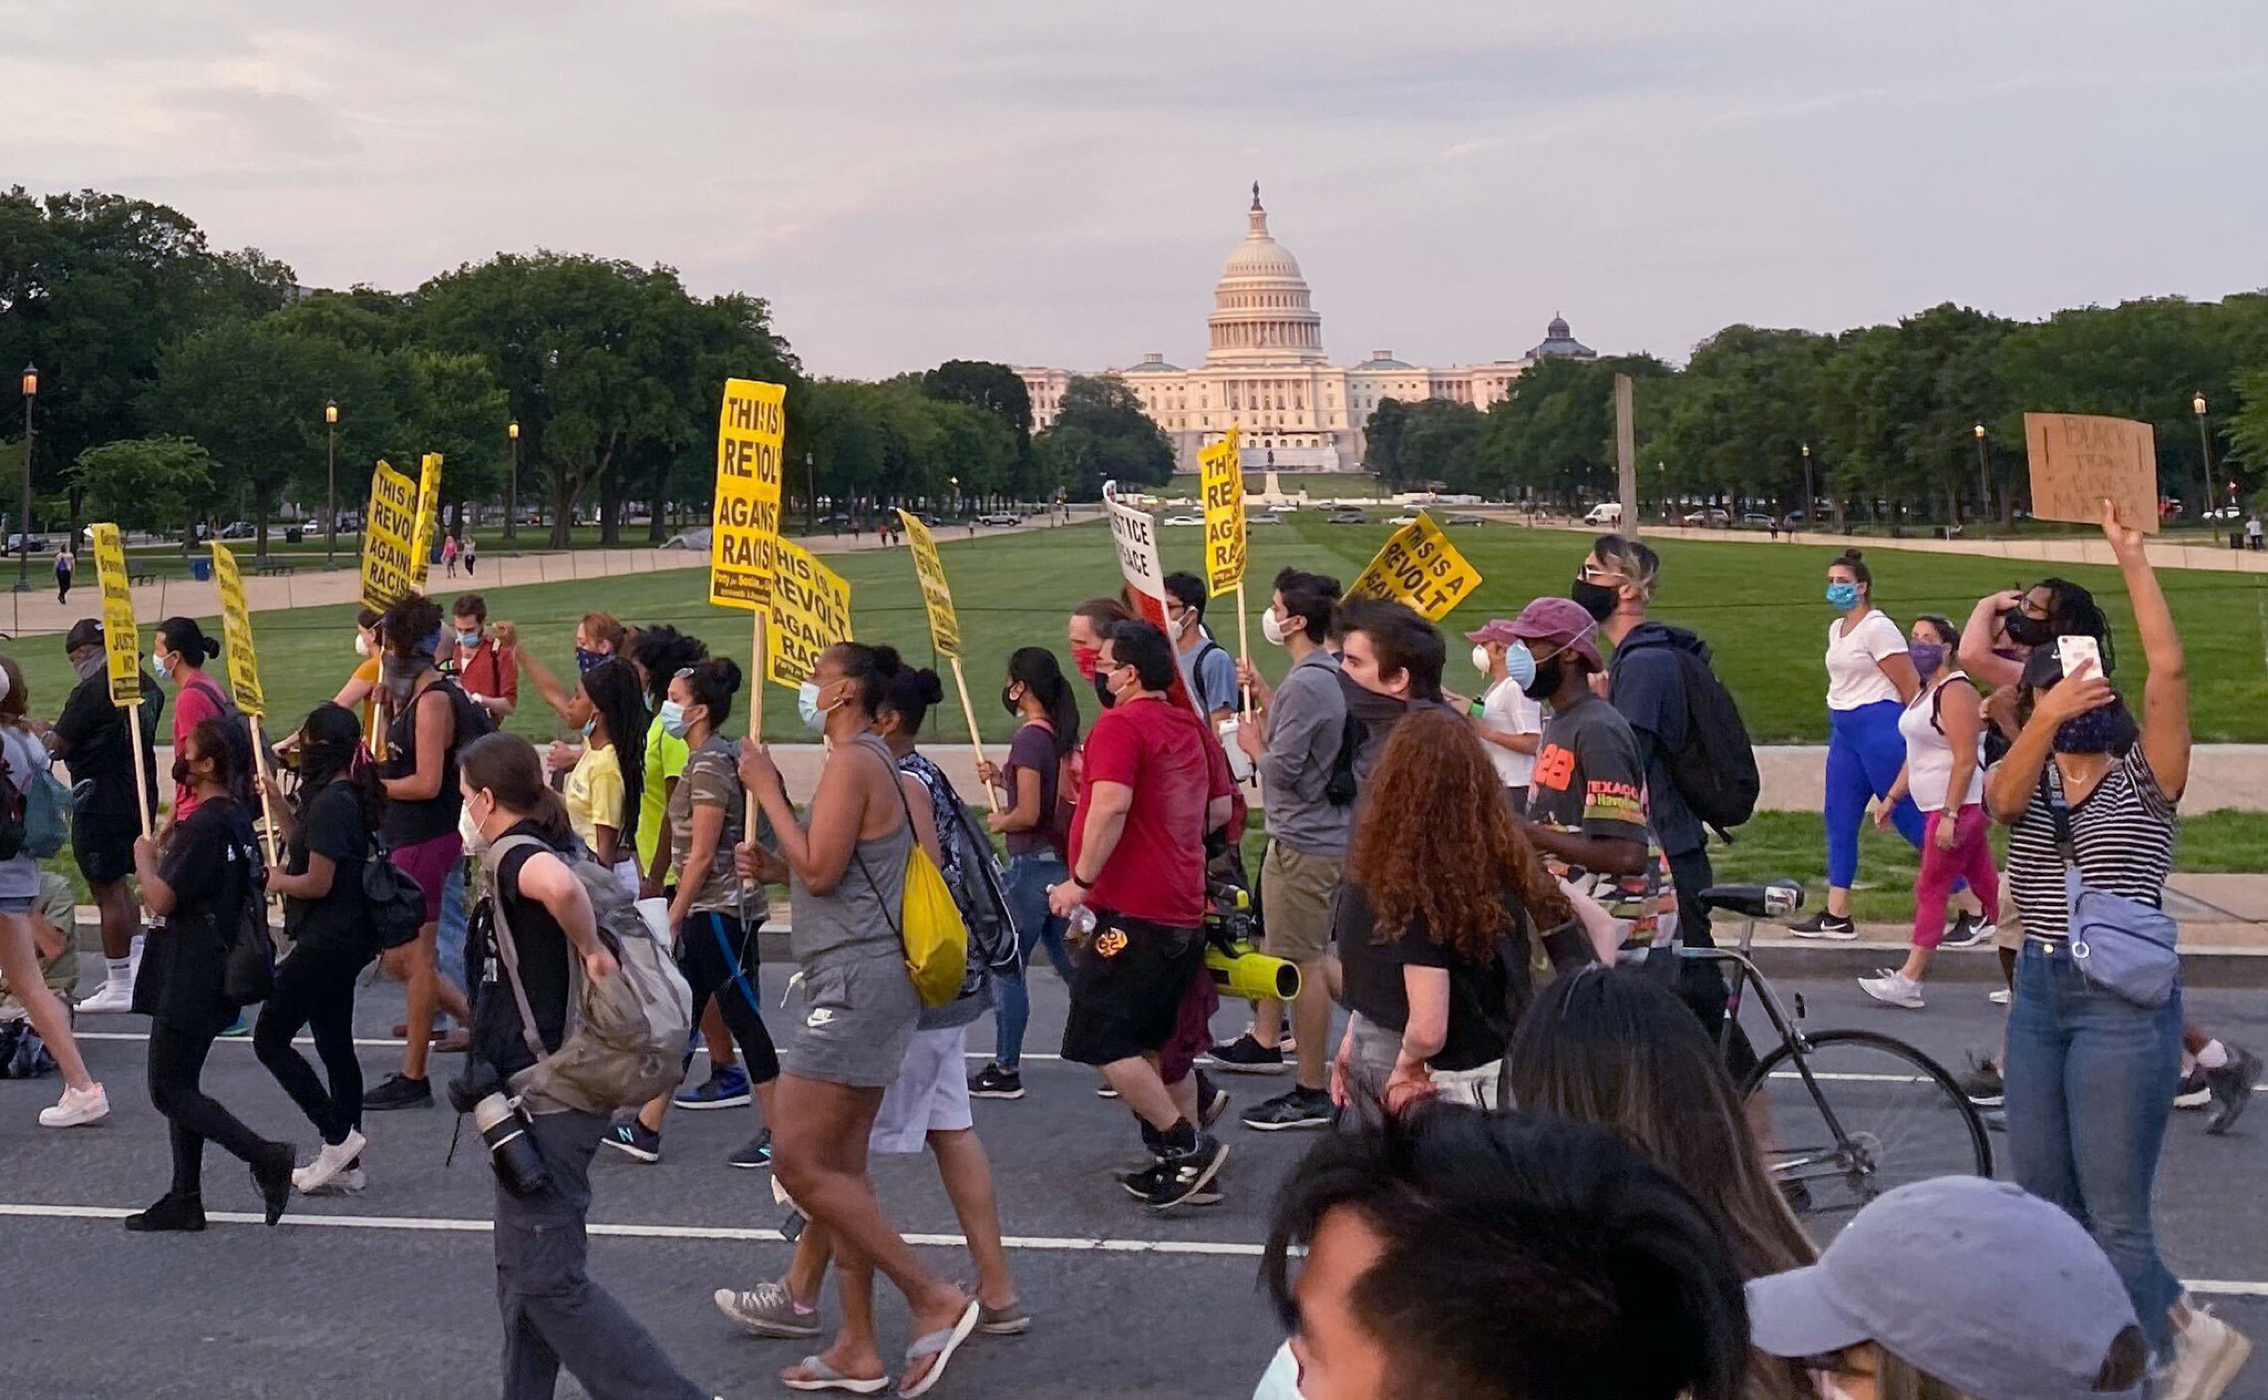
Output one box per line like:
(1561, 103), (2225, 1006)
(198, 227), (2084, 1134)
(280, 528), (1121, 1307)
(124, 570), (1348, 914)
(1525, 516), (2268, 575)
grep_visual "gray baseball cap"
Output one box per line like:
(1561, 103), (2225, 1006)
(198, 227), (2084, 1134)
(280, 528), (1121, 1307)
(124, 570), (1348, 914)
(1746, 1177), (2140, 1400)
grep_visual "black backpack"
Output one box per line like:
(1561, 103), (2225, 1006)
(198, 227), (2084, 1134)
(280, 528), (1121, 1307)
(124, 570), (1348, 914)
(1322, 712), (1367, 808)
(1665, 642), (1759, 835)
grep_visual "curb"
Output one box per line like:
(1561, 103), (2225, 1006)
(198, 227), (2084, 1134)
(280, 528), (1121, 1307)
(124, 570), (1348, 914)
(1738, 936), (2268, 989)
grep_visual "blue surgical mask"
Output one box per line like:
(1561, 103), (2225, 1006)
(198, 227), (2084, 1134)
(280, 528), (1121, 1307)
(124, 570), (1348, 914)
(456, 629), (482, 649)
(579, 716), (597, 739)
(797, 679), (830, 733)
(1825, 581), (1861, 611)
(1503, 640), (1537, 692)
(657, 700), (689, 739)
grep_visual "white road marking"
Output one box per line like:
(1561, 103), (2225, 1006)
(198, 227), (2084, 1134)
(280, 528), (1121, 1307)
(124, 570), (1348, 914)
(68, 1031), (1071, 1062)
(0, 1202), (1261, 1256)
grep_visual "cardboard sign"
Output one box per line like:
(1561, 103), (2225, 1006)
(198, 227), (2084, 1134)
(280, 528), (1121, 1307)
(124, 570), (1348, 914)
(209, 543), (264, 717)
(896, 509), (962, 659)
(1348, 513), (1484, 621)
(89, 524), (140, 706)
(2024, 413), (2159, 534)
(710, 379), (787, 611)
(1102, 481), (1202, 715)
(766, 537), (852, 689)
(1198, 427), (1246, 598)
(410, 452), (445, 589)
(360, 459), (423, 611)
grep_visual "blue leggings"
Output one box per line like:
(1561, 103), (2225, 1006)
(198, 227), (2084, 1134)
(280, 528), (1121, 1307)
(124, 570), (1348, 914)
(1824, 700), (1926, 888)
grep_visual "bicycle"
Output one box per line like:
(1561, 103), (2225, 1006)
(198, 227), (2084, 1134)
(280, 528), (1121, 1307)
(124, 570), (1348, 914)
(1689, 882), (1992, 1228)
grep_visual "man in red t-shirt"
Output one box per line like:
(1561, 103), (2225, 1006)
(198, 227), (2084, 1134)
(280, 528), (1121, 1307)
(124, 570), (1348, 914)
(1051, 619), (1235, 1211)
(449, 594), (517, 723)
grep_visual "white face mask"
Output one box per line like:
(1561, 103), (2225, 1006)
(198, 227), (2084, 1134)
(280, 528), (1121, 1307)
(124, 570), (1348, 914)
(353, 631), (374, 659)
(1261, 609), (1289, 647)
(458, 800), (488, 854)
(1471, 643), (1493, 674)
(1166, 612), (1187, 642)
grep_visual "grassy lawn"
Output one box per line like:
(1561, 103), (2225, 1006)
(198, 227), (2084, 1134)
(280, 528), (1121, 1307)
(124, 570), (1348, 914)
(11, 512), (2265, 749)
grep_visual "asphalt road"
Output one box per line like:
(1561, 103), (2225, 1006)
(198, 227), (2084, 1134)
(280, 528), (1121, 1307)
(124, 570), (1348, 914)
(2, 959), (2264, 1400)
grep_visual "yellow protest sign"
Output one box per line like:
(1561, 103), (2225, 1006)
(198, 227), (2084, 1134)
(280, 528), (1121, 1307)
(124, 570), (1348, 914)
(710, 379), (787, 610)
(90, 524), (140, 706)
(1199, 426), (1246, 597)
(410, 452), (445, 589)
(766, 538), (852, 689)
(208, 542), (264, 717)
(1347, 512), (1484, 621)
(360, 459), (422, 612)
(895, 509), (962, 659)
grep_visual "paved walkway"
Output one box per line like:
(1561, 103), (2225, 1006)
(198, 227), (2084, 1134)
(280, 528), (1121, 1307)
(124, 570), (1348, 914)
(1523, 516), (2268, 574)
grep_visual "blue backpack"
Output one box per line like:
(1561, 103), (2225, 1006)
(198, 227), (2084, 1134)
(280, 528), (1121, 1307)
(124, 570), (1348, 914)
(0, 729), (71, 862)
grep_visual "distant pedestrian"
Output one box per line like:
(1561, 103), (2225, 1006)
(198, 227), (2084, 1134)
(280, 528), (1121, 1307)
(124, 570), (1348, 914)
(2248, 514), (2262, 551)
(461, 537), (476, 575)
(53, 547), (73, 604)
(441, 534), (459, 578)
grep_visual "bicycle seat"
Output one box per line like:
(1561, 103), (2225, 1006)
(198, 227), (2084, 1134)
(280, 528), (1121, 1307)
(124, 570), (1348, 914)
(1698, 883), (1804, 919)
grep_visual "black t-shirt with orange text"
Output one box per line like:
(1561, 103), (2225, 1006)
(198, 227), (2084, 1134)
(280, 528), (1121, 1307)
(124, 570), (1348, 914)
(1527, 692), (1677, 953)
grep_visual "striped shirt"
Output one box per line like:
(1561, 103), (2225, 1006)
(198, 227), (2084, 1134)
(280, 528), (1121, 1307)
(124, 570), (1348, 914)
(2002, 746), (2178, 940)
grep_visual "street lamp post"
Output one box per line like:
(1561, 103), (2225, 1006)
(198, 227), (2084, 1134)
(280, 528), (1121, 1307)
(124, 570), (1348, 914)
(2195, 393), (2217, 526)
(324, 399), (339, 569)
(1800, 442), (1813, 536)
(505, 421), (520, 553)
(1973, 423), (1990, 525)
(18, 364), (36, 591)
(806, 451), (817, 535)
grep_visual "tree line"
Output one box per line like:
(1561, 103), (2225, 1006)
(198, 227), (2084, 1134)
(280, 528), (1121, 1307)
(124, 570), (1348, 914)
(1365, 296), (2268, 528)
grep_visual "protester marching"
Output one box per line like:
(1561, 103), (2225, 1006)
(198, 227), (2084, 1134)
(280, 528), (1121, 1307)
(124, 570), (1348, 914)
(3, 398), (2258, 1400)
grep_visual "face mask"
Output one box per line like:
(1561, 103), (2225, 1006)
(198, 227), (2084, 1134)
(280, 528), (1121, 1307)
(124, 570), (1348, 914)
(657, 700), (690, 739)
(2052, 703), (2137, 755)
(2002, 608), (2053, 649)
(171, 755), (194, 786)
(1521, 651), (1562, 702)
(459, 801), (489, 854)
(456, 630), (482, 650)
(579, 716), (597, 739)
(1261, 609), (1289, 647)
(1825, 581), (1861, 611)
(1503, 641), (1538, 693)
(71, 649), (105, 683)
(353, 631), (374, 659)
(797, 680), (832, 733)
(1000, 683), (1024, 716)
(154, 649), (179, 675)
(1166, 613), (1188, 642)
(574, 647), (604, 676)
(1570, 576), (1618, 622)
(1470, 644), (1493, 675)
(1072, 644), (1101, 682)
(1909, 640), (1946, 680)
(1092, 670), (1116, 710)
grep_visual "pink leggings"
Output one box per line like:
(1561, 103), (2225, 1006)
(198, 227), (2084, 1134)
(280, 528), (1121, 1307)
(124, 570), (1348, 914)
(1913, 804), (2001, 950)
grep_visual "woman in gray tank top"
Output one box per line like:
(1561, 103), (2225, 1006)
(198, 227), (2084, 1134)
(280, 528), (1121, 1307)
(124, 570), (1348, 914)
(737, 642), (979, 1395)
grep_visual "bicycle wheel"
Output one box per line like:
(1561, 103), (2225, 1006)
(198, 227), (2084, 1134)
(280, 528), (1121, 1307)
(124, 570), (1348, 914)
(1741, 1028), (1991, 1231)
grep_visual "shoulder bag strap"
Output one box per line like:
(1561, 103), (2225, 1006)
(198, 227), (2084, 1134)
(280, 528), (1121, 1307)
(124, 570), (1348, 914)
(2040, 766), (2080, 866)
(846, 741), (909, 941)
(483, 833), (552, 1066)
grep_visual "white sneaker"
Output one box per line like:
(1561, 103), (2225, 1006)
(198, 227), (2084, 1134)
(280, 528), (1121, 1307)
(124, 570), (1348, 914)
(299, 1165), (365, 1196)
(74, 982), (136, 1015)
(1858, 970), (1926, 1010)
(38, 1082), (109, 1128)
(293, 1128), (368, 1194)
(1989, 987), (2012, 1006)
(2161, 1301), (2253, 1400)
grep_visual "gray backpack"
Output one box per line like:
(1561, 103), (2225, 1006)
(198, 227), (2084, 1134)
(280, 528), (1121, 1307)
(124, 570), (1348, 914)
(486, 833), (693, 1115)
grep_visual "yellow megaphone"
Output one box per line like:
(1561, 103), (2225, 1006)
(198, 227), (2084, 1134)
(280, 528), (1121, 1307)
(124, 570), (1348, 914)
(1205, 939), (1300, 1002)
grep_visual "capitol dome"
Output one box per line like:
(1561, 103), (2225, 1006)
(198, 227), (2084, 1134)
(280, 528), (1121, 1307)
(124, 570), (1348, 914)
(1206, 183), (1326, 366)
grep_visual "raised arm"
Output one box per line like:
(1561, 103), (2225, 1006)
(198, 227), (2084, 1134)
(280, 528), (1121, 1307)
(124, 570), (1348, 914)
(507, 635), (577, 725)
(1958, 591), (2026, 689)
(2104, 499), (2189, 797)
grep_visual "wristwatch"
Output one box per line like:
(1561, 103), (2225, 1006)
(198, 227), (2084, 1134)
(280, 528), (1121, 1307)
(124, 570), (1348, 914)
(1069, 872), (1094, 891)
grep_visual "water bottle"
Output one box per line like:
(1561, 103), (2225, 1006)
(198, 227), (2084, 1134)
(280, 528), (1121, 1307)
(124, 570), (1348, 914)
(1067, 903), (1097, 939)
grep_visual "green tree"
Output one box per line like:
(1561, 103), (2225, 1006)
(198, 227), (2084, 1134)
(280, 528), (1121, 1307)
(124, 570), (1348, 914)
(1650, 327), (1833, 517)
(70, 436), (215, 533)
(921, 360), (1036, 501)
(1396, 400), (1487, 493)
(1363, 398), (1411, 485)
(1032, 376), (1172, 498)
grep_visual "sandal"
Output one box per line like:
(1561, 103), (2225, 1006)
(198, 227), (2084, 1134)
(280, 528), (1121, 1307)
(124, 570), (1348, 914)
(898, 1297), (981, 1398)
(782, 1356), (891, 1395)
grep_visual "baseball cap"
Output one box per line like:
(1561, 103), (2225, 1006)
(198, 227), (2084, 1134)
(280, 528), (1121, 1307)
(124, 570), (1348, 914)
(1746, 1177), (2140, 1400)
(1463, 619), (1524, 648)
(1503, 597), (1603, 671)
(64, 619), (105, 653)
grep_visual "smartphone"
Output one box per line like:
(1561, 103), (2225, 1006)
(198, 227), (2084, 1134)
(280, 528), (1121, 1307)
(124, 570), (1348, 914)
(2056, 634), (2101, 678)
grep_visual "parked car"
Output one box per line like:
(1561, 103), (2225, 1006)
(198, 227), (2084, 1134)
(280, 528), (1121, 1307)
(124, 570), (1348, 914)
(1582, 502), (1623, 526)
(659, 527), (714, 551)
(1445, 513), (1488, 526)
(2205, 505), (2244, 521)
(977, 512), (1022, 527)
(1326, 509), (1368, 524)
(4, 533), (47, 554)
(1682, 508), (1732, 528)
(218, 521), (255, 539)
(1387, 513), (1421, 525)
(1161, 514), (1204, 526)
(1740, 513), (1777, 529)
(1268, 502), (1300, 512)
(1246, 511), (1282, 525)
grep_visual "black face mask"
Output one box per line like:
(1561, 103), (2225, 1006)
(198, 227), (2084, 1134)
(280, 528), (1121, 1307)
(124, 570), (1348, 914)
(1522, 657), (1564, 702)
(1092, 671), (1116, 710)
(2002, 609), (2053, 649)
(171, 756), (195, 787)
(1000, 685), (1022, 717)
(1570, 577), (1618, 623)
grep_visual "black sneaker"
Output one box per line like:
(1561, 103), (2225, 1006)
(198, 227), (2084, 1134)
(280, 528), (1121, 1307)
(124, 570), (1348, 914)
(1117, 1159), (1220, 1205)
(1205, 1033), (1287, 1074)
(124, 1192), (207, 1233)
(2176, 1066), (2213, 1109)
(968, 1064), (1025, 1100)
(251, 1141), (296, 1227)
(2206, 1047), (2262, 1136)
(1786, 912), (1858, 941)
(600, 1119), (662, 1163)
(1957, 1052), (2005, 1107)
(1147, 1133), (1229, 1211)
(1241, 1086), (1333, 1132)
(362, 1073), (433, 1112)
(727, 1129), (773, 1169)
(1196, 1069), (1230, 1128)
(1943, 913), (1997, 949)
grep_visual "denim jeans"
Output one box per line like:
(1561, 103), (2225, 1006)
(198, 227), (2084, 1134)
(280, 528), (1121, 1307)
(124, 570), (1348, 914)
(2004, 938), (2184, 1356)
(989, 851), (1071, 1069)
(437, 859), (468, 998)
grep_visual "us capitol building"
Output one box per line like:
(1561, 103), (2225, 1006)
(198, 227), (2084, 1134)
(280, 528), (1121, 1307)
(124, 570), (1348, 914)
(1018, 185), (1597, 472)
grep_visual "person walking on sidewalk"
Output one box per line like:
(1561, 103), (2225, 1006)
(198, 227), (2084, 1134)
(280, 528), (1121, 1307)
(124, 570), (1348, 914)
(53, 546), (73, 604)
(1858, 614), (2001, 1012)
(50, 619), (161, 1015)
(1987, 500), (2252, 1391)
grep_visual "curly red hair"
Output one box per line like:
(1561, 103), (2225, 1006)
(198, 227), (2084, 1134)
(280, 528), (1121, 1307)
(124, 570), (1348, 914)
(1348, 706), (1571, 963)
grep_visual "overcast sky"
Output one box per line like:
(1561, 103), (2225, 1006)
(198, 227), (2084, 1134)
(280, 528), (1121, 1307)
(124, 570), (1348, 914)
(6, 2), (2264, 379)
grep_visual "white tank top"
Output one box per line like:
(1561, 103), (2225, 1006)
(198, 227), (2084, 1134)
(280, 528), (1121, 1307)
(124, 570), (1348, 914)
(1897, 674), (1984, 812)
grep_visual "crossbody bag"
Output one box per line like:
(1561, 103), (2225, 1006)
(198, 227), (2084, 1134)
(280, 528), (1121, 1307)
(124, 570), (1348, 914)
(2044, 767), (2180, 1009)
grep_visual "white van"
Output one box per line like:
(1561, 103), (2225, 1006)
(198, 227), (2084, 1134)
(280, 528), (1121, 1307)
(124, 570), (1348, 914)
(1583, 502), (1623, 526)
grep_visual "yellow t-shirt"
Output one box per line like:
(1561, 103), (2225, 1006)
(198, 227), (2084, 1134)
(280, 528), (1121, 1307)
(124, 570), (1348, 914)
(351, 656), (381, 739)
(564, 744), (627, 861)
(639, 712), (690, 873)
